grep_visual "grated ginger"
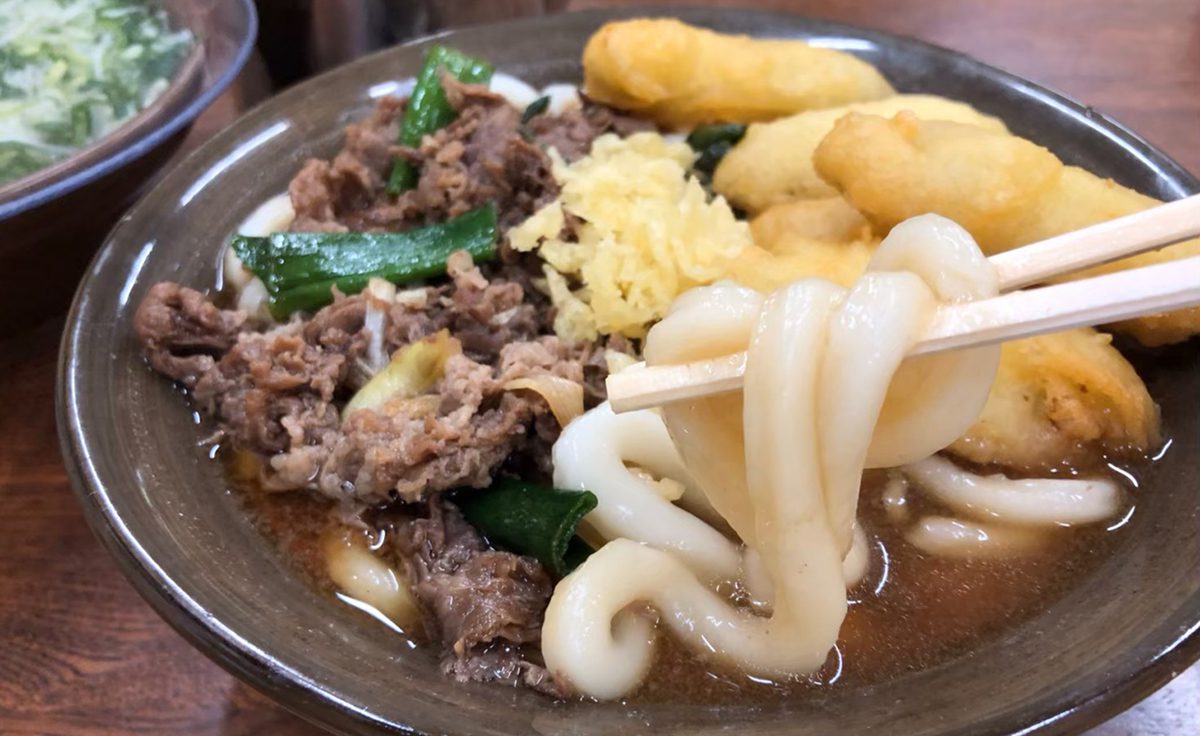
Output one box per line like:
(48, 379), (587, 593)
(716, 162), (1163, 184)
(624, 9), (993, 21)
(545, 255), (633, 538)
(509, 132), (751, 341)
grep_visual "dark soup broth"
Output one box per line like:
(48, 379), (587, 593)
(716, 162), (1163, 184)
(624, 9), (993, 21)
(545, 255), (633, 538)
(226, 444), (1151, 704)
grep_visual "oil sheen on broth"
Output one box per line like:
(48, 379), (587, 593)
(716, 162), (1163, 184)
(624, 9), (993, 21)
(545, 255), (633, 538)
(225, 444), (1150, 704)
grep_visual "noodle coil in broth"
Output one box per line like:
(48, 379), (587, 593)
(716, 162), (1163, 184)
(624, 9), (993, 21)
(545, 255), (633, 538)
(544, 214), (1003, 698)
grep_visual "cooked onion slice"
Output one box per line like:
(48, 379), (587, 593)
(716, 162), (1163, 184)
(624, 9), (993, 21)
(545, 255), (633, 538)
(505, 375), (584, 427)
(604, 349), (640, 375)
(904, 455), (1121, 526)
(362, 277), (398, 377)
(344, 331), (458, 419)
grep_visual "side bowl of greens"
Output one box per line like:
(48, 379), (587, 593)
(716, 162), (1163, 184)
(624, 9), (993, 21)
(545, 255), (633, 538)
(0, 0), (257, 335)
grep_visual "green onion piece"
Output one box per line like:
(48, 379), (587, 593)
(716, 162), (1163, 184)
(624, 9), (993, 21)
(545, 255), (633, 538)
(233, 203), (497, 319)
(386, 46), (495, 195)
(685, 123), (748, 151)
(455, 479), (598, 578)
(521, 95), (551, 124)
(686, 124), (748, 177)
(693, 139), (736, 176)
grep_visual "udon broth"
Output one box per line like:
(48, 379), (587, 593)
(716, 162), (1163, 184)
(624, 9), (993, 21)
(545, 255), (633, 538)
(228, 445), (1150, 704)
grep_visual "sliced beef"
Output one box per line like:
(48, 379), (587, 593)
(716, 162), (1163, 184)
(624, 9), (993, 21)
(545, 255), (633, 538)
(302, 292), (369, 358)
(579, 333), (634, 408)
(405, 93), (556, 230)
(384, 251), (544, 364)
(134, 285), (348, 480)
(194, 294), (369, 459)
(288, 79), (557, 235)
(391, 498), (566, 696)
(440, 73), (508, 111)
(131, 74), (652, 699)
(134, 282), (246, 386)
(528, 100), (656, 162)
(585, 99), (659, 138)
(135, 253), (582, 501)
(441, 644), (565, 696)
(318, 335), (583, 505)
(192, 327), (345, 467)
(385, 286), (449, 347)
(284, 76), (652, 238)
(318, 353), (524, 503)
(444, 251), (541, 359)
(290, 97), (407, 232)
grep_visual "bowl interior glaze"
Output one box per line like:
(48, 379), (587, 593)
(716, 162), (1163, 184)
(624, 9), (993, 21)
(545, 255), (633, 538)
(59, 8), (1200, 736)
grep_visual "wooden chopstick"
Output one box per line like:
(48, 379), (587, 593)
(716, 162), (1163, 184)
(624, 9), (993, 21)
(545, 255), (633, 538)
(608, 195), (1200, 413)
(611, 257), (1200, 412)
(990, 193), (1200, 290)
(913, 255), (1200, 355)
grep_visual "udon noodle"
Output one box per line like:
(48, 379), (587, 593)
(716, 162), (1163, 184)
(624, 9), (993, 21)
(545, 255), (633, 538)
(544, 214), (1097, 699)
(903, 455), (1120, 527)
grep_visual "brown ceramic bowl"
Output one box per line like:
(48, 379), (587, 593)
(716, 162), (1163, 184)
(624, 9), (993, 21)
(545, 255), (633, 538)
(58, 7), (1200, 736)
(0, 0), (257, 335)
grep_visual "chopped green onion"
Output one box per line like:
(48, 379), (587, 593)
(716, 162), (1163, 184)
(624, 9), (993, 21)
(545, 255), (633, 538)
(694, 139), (735, 176)
(685, 123), (748, 151)
(686, 123), (748, 177)
(386, 46), (494, 195)
(521, 95), (551, 124)
(455, 479), (598, 577)
(233, 204), (497, 319)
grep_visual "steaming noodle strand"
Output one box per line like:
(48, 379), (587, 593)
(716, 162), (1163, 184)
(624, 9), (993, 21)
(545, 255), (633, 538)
(543, 215), (1001, 699)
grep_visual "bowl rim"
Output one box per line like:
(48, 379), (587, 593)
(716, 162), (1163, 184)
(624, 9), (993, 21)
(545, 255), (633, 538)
(57, 6), (1200, 736)
(0, 0), (259, 221)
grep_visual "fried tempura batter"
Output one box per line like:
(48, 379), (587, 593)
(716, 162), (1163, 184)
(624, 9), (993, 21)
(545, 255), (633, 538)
(727, 241), (876, 293)
(750, 196), (872, 249)
(729, 196), (877, 292)
(715, 96), (1006, 212)
(814, 112), (1200, 345)
(948, 329), (1160, 472)
(582, 18), (894, 129)
(729, 221), (1160, 470)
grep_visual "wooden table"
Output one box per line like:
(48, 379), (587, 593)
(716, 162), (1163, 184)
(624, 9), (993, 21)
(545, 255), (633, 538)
(1, 1), (1197, 733)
